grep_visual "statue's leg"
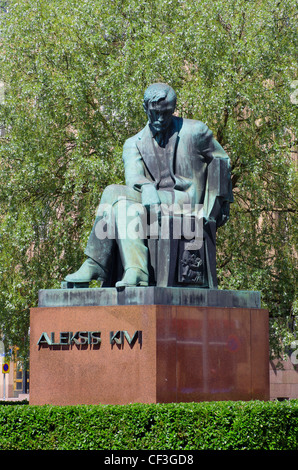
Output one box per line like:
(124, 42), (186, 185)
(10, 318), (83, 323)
(64, 185), (118, 284)
(64, 184), (148, 287)
(113, 196), (149, 287)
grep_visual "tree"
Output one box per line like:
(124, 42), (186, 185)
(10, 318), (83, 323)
(0, 0), (297, 361)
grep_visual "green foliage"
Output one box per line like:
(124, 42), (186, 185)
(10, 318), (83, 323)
(0, 399), (28, 406)
(0, 401), (297, 450)
(0, 0), (297, 359)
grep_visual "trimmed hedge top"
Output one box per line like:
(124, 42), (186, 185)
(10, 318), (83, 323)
(0, 400), (297, 450)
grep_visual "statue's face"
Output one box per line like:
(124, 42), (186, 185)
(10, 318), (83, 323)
(145, 99), (175, 133)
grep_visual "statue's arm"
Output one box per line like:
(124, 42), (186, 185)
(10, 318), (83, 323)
(198, 123), (230, 165)
(122, 138), (150, 189)
(122, 138), (160, 208)
(198, 124), (233, 226)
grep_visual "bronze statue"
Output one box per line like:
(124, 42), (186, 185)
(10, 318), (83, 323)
(64, 83), (233, 288)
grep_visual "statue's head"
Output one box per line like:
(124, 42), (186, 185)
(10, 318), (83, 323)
(143, 83), (176, 134)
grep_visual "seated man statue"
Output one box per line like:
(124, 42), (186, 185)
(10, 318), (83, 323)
(64, 83), (233, 288)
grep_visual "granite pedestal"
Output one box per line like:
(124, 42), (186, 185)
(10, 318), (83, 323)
(29, 288), (269, 405)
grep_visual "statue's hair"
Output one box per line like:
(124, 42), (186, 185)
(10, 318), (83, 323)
(143, 83), (176, 108)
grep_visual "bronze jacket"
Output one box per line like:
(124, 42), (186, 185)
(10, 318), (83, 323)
(122, 116), (233, 227)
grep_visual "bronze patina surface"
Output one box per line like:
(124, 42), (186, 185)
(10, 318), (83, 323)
(64, 83), (233, 289)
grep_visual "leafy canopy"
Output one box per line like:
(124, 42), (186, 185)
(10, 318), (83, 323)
(0, 0), (297, 359)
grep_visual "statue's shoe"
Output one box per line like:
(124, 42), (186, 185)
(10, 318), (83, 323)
(65, 258), (106, 283)
(115, 268), (148, 287)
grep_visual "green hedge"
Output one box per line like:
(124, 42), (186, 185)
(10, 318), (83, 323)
(0, 400), (29, 406)
(0, 401), (297, 450)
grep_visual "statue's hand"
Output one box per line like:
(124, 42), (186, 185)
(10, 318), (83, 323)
(141, 184), (161, 209)
(203, 216), (216, 226)
(141, 184), (161, 226)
